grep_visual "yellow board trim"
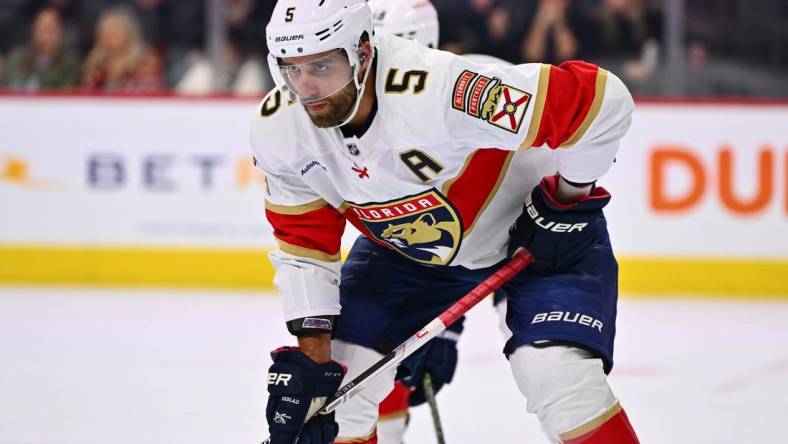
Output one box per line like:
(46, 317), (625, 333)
(561, 69), (609, 148)
(0, 245), (274, 290)
(519, 63), (551, 149)
(1, 246), (787, 297)
(619, 256), (788, 298)
(264, 198), (328, 215)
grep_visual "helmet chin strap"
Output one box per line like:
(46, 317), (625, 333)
(328, 48), (376, 129)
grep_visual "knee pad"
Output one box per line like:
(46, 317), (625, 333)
(331, 340), (396, 440)
(509, 344), (618, 439)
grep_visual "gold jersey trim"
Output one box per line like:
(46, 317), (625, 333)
(465, 151), (516, 235)
(561, 69), (609, 148)
(277, 240), (340, 262)
(520, 63), (552, 149)
(265, 198), (329, 215)
(335, 428), (377, 443)
(559, 401), (622, 441)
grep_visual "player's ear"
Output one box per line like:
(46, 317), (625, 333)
(357, 35), (373, 73)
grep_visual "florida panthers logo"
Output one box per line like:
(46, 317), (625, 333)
(381, 213), (457, 262)
(346, 190), (463, 265)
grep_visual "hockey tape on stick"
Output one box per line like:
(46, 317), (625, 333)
(262, 248), (533, 443)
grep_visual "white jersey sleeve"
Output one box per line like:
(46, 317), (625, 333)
(250, 91), (345, 321)
(441, 58), (634, 183)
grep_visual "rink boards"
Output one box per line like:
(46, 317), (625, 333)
(0, 95), (786, 296)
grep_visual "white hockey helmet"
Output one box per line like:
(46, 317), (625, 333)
(266, 0), (374, 117)
(369, 0), (439, 48)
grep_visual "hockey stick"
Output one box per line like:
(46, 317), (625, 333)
(262, 248), (533, 443)
(422, 372), (447, 444)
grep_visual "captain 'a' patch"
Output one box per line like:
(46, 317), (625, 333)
(346, 189), (463, 266)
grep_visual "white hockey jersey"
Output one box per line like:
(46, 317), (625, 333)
(250, 34), (634, 321)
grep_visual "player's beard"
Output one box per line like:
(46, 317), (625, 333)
(303, 81), (358, 128)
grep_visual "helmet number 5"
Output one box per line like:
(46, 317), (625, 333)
(285, 7), (295, 22)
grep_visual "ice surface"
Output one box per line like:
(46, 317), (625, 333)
(1, 287), (786, 443)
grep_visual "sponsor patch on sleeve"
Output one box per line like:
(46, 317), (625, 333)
(452, 70), (476, 111)
(451, 71), (532, 134)
(467, 75), (493, 118)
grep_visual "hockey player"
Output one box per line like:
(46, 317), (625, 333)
(253, 0), (639, 443)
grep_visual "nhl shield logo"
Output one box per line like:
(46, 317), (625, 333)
(346, 142), (360, 156)
(347, 189), (463, 265)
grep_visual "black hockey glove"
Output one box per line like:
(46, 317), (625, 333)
(266, 347), (346, 444)
(508, 174), (610, 272)
(396, 317), (464, 406)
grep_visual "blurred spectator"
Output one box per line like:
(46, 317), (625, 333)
(432, 0), (525, 62)
(22, 0), (86, 50)
(0, 8), (80, 91)
(584, 0), (662, 83)
(131, 0), (167, 49)
(144, 0), (206, 87)
(587, 0), (658, 55)
(81, 5), (164, 93)
(520, 0), (596, 64)
(479, 0), (535, 63)
(226, 0), (260, 37)
(225, 0), (273, 59)
(0, 1), (33, 63)
(173, 0), (272, 95)
(433, 0), (492, 56)
(627, 39), (788, 97)
(1, 0), (785, 97)
(174, 34), (268, 96)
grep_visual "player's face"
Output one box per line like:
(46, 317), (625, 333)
(302, 80), (358, 128)
(279, 49), (358, 128)
(279, 50), (354, 103)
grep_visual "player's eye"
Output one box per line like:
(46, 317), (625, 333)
(313, 62), (330, 73)
(285, 65), (301, 76)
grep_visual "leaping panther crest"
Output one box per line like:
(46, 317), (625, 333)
(380, 213), (459, 265)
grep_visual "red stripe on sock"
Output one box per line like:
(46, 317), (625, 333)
(563, 409), (639, 444)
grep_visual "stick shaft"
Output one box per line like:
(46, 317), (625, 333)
(423, 373), (446, 444)
(320, 249), (532, 414)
